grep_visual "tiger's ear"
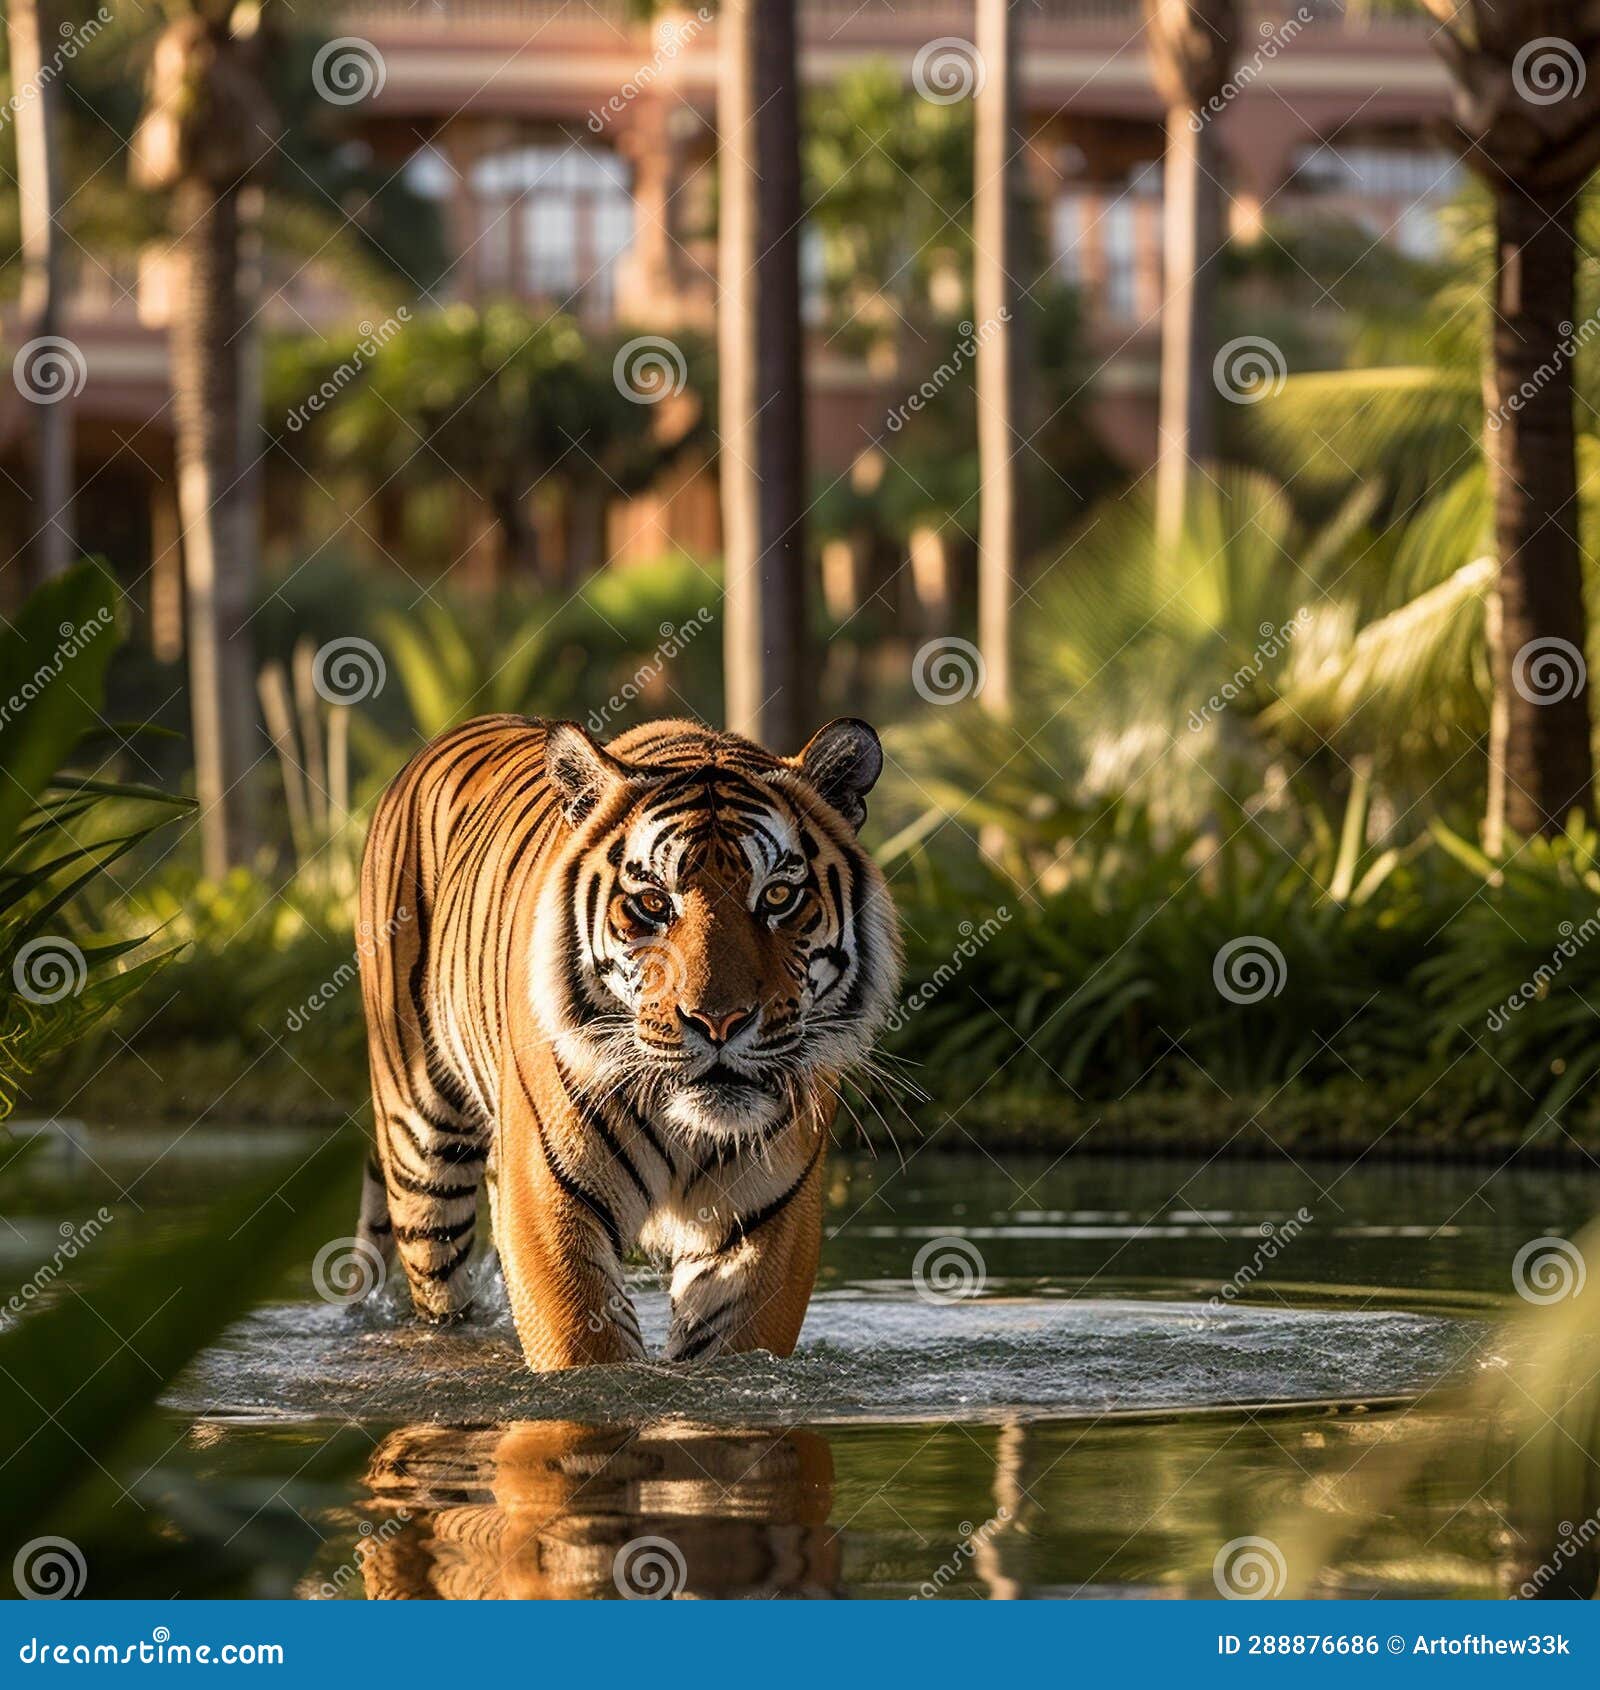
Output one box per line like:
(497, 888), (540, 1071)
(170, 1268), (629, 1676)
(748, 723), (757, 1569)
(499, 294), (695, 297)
(795, 717), (883, 832)
(544, 722), (649, 828)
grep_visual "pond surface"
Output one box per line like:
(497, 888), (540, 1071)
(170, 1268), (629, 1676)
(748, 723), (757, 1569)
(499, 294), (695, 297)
(4, 1126), (1597, 1598)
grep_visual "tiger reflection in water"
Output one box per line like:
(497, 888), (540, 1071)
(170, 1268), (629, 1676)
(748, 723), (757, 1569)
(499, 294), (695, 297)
(348, 1421), (839, 1600)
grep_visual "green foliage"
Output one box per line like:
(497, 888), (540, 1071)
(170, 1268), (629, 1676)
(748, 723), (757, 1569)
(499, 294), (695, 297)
(0, 1132), (365, 1596)
(271, 304), (713, 577)
(805, 61), (973, 357)
(0, 567), (190, 1120)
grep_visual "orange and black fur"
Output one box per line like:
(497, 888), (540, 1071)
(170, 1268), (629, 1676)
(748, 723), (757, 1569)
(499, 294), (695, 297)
(355, 715), (900, 1371)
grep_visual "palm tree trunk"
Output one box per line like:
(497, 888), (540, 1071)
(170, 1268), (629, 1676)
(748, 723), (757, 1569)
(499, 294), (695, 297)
(8, 0), (75, 583)
(1154, 110), (1222, 552)
(718, 0), (809, 750)
(171, 179), (258, 879)
(975, 0), (1019, 718)
(1484, 187), (1594, 844)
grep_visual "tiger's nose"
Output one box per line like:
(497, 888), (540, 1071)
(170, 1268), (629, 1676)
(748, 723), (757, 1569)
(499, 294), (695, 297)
(678, 1005), (756, 1045)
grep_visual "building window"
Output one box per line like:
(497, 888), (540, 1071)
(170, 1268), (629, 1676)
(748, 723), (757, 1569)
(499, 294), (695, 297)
(406, 141), (635, 318)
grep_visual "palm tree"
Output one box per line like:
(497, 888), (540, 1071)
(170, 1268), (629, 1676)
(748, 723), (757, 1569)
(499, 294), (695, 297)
(7, 0), (75, 583)
(975, 0), (1020, 716)
(1142, 0), (1238, 553)
(1421, 2), (1600, 846)
(131, 1), (277, 878)
(718, 0), (810, 751)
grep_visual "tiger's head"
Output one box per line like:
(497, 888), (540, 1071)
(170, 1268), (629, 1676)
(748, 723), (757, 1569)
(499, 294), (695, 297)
(531, 717), (901, 1143)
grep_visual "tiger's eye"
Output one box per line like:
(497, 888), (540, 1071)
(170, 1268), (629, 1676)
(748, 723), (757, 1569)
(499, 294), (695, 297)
(632, 889), (671, 922)
(759, 882), (798, 914)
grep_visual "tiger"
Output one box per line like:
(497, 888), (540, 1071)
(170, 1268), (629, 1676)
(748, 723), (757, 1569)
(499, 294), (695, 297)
(354, 713), (900, 1372)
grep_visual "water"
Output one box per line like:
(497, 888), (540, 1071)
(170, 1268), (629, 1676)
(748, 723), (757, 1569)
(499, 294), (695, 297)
(5, 1126), (1597, 1598)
